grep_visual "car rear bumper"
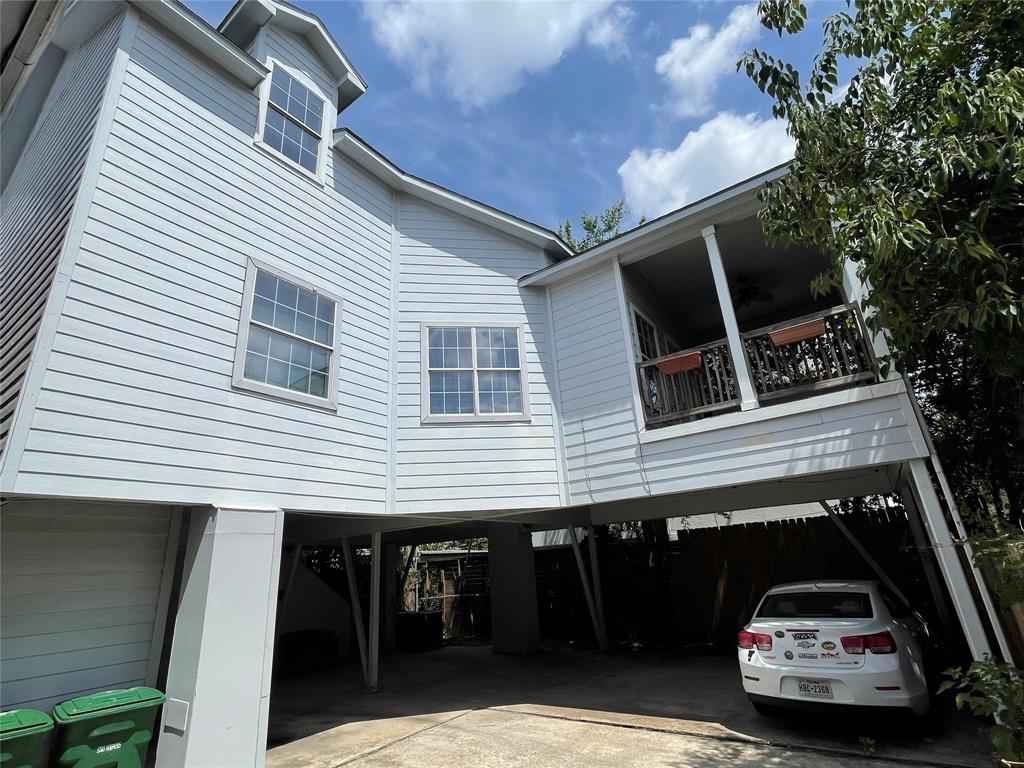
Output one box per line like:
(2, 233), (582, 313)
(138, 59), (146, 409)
(739, 658), (929, 716)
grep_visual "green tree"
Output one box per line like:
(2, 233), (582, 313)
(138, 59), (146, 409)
(740, 0), (1024, 531)
(559, 199), (643, 252)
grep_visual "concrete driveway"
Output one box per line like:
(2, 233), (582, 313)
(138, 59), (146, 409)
(266, 645), (993, 768)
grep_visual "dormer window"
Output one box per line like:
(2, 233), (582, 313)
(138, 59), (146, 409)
(260, 65), (325, 174)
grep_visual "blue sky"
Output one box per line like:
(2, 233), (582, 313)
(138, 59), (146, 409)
(184, 1), (844, 231)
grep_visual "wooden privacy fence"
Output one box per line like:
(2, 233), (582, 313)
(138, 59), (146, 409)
(670, 507), (934, 647)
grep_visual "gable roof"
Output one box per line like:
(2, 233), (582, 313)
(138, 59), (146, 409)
(219, 0), (366, 111)
(335, 129), (574, 260)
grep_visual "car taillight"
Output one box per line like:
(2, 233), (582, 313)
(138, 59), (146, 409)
(737, 630), (771, 650)
(841, 631), (897, 655)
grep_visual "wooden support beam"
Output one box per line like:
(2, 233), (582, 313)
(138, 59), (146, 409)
(567, 526), (608, 652)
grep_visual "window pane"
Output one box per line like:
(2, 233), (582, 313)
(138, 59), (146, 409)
(255, 270), (277, 300)
(251, 269), (333, 347)
(478, 370), (522, 414)
(428, 371), (474, 414)
(297, 288), (317, 316)
(429, 326), (472, 370)
(315, 319), (333, 345)
(476, 327), (520, 370)
(252, 296), (275, 325)
(269, 68), (322, 132)
(242, 324), (332, 400)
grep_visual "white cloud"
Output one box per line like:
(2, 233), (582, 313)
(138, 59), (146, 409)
(617, 112), (794, 218)
(363, 1), (630, 107)
(585, 5), (635, 60)
(654, 4), (761, 118)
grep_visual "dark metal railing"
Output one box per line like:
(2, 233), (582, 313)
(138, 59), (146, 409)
(636, 340), (739, 426)
(741, 303), (876, 402)
(633, 304), (877, 428)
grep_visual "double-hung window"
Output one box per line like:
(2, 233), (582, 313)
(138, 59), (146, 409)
(233, 260), (340, 409)
(261, 65), (324, 174)
(422, 325), (530, 422)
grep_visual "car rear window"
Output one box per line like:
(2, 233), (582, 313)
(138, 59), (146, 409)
(756, 591), (873, 619)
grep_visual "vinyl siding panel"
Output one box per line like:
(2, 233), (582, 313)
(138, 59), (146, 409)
(395, 197), (561, 513)
(0, 16), (121, 457)
(0, 499), (172, 712)
(10, 19), (392, 512)
(549, 264), (926, 506)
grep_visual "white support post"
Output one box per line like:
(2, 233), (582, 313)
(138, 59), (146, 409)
(156, 507), (284, 768)
(586, 526), (607, 642)
(342, 538), (369, 687)
(904, 459), (994, 661)
(567, 526), (608, 652)
(701, 225), (759, 410)
(368, 531), (382, 691)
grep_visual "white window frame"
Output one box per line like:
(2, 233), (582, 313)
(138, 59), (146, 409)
(232, 258), (342, 411)
(253, 59), (330, 184)
(629, 304), (680, 362)
(420, 322), (532, 424)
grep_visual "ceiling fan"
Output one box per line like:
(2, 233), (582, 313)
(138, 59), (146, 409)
(730, 272), (778, 308)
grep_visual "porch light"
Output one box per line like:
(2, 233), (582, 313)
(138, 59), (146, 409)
(769, 319), (826, 347)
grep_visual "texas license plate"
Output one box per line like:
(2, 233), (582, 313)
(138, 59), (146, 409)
(797, 679), (833, 699)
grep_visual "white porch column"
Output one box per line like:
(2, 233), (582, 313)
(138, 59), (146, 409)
(156, 506), (284, 768)
(701, 225), (759, 410)
(901, 459), (993, 661)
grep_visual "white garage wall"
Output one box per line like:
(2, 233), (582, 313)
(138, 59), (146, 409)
(0, 499), (175, 712)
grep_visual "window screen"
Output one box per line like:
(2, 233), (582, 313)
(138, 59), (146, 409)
(262, 67), (323, 173)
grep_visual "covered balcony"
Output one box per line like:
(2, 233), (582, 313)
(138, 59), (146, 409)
(623, 215), (878, 429)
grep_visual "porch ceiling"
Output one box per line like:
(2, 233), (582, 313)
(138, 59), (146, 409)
(630, 215), (837, 344)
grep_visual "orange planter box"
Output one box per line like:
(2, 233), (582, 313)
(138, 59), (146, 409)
(657, 351), (702, 375)
(769, 319), (825, 346)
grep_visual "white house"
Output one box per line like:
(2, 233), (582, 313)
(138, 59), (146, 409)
(0, 1), (1010, 766)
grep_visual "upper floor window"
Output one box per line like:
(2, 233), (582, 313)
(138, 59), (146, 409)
(421, 325), (530, 422)
(261, 65), (324, 174)
(232, 260), (341, 409)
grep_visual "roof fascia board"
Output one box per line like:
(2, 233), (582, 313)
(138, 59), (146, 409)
(131, 0), (267, 89)
(519, 164), (789, 288)
(221, 0), (366, 110)
(334, 129), (572, 258)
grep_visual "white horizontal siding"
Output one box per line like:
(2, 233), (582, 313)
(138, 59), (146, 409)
(10, 19), (392, 512)
(550, 264), (925, 506)
(263, 25), (336, 106)
(0, 16), (121, 457)
(395, 197), (561, 513)
(0, 499), (171, 712)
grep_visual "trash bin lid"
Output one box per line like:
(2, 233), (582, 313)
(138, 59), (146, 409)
(53, 688), (165, 723)
(0, 709), (54, 739)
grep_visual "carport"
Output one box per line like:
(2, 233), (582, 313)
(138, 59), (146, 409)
(261, 457), (1007, 767)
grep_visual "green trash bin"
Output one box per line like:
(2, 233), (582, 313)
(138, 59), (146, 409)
(50, 688), (164, 768)
(0, 709), (54, 768)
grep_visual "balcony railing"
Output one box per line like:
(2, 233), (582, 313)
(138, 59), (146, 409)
(635, 303), (877, 428)
(636, 340), (739, 426)
(742, 303), (875, 402)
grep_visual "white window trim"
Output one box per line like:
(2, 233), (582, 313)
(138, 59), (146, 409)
(420, 322), (532, 424)
(232, 258), (342, 411)
(252, 58), (330, 185)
